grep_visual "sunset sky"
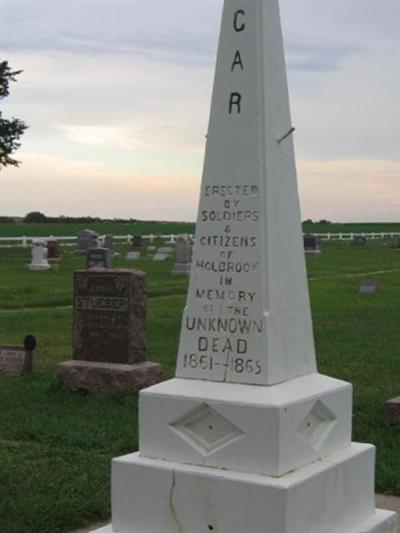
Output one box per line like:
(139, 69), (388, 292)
(1, 0), (399, 222)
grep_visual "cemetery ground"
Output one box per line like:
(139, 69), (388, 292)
(1, 240), (400, 532)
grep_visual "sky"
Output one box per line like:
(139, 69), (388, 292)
(1, 0), (399, 222)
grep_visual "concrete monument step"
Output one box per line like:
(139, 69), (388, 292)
(90, 444), (395, 533)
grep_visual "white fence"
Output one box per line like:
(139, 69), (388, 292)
(312, 232), (400, 241)
(0, 233), (195, 248)
(0, 231), (399, 248)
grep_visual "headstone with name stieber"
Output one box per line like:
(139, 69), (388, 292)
(56, 269), (162, 393)
(91, 1), (396, 532)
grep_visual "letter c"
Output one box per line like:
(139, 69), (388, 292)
(233, 9), (246, 32)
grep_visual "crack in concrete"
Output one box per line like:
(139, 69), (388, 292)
(169, 470), (183, 533)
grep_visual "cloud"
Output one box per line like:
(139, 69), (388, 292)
(297, 159), (400, 222)
(285, 42), (362, 73)
(2, 1), (222, 66)
(2, 153), (200, 220)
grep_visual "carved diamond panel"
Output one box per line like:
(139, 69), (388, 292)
(169, 403), (244, 455)
(296, 400), (337, 451)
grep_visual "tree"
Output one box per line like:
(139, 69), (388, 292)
(24, 211), (47, 223)
(0, 61), (28, 168)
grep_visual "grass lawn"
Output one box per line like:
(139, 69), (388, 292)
(1, 220), (400, 239)
(0, 241), (400, 532)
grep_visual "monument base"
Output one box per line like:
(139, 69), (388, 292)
(305, 249), (322, 256)
(28, 264), (51, 271)
(90, 445), (396, 533)
(56, 360), (162, 394)
(171, 262), (191, 277)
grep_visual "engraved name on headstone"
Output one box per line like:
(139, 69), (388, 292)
(73, 269), (146, 364)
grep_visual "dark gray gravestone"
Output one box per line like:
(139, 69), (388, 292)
(77, 229), (98, 251)
(353, 236), (367, 246)
(303, 234), (321, 255)
(47, 240), (61, 262)
(73, 269), (146, 364)
(172, 237), (192, 276)
(132, 235), (143, 249)
(87, 248), (112, 269)
(358, 278), (378, 294)
(104, 234), (114, 251)
(303, 234), (316, 250)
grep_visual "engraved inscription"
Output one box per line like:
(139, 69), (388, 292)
(176, 4), (267, 384)
(73, 270), (146, 364)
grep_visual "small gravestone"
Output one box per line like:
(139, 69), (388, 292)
(152, 251), (168, 262)
(0, 335), (36, 376)
(147, 245), (156, 255)
(29, 239), (51, 271)
(103, 234), (114, 251)
(77, 229), (98, 251)
(87, 248), (112, 269)
(158, 246), (174, 255)
(303, 234), (321, 255)
(394, 238), (400, 252)
(353, 236), (367, 246)
(171, 237), (192, 276)
(132, 235), (143, 249)
(126, 251), (140, 261)
(359, 278), (379, 294)
(384, 397), (400, 424)
(56, 269), (162, 393)
(47, 240), (61, 263)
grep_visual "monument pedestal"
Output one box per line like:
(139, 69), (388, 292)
(91, 376), (396, 532)
(56, 360), (162, 394)
(139, 375), (352, 477)
(94, 444), (395, 533)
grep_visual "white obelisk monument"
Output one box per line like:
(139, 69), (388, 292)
(95, 1), (397, 531)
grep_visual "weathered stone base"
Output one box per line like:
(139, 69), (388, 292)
(383, 397), (400, 424)
(305, 249), (322, 255)
(171, 262), (191, 277)
(56, 360), (162, 394)
(90, 445), (397, 533)
(28, 264), (51, 271)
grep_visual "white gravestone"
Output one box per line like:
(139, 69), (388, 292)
(28, 239), (51, 271)
(126, 251), (141, 261)
(93, 1), (397, 532)
(152, 250), (169, 262)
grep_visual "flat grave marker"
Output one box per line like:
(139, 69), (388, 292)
(359, 278), (379, 294)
